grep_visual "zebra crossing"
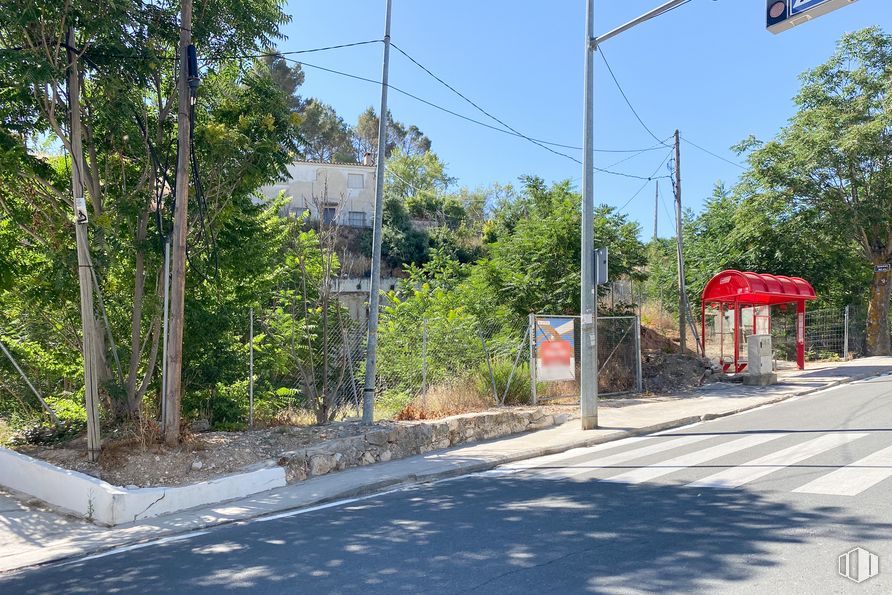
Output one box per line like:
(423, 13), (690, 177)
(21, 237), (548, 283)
(489, 430), (892, 497)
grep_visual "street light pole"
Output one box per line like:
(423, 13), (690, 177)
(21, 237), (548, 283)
(581, 0), (690, 431)
(580, 0), (598, 430)
(362, 0), (393, 425)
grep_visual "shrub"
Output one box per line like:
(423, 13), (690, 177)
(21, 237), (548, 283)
(473, 358), (533, 406)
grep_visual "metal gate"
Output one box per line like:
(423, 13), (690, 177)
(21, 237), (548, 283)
(530, 314), (642, 402)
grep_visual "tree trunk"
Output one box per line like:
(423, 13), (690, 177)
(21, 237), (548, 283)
(866, 264), (892, 356)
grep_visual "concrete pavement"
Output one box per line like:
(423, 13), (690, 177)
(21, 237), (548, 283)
(1, 356), (890, 576)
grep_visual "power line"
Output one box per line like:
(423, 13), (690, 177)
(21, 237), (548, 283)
(392, 42), (677, 157)
(385, 44), (581, 164)
(607, 137), (673, 168)
(285, 57), (672, 180)
(207, 39), (384, 62)
(617, 150), (673, 213)
(597, 46), (669, 147)
(391, 42), (583, 153)
(681, 136), (746, 169)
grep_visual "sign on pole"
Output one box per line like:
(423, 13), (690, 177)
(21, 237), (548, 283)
(535, 317), (576, 382)
(767, 0), (859, 34)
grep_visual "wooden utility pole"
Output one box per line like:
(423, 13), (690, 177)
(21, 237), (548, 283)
(164, 0), (193, 446)
(66, 27), (101, 461)
(653, 180), (659, 243)
(673, 129), (688, 353)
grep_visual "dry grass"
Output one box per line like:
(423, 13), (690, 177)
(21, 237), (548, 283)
(0, 419), (12, 445)
(395, 379), (493, 421)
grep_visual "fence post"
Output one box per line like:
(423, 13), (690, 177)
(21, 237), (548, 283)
(634, 315), (643, 393)
(421, 317), (428, 410)
(249, 307), (254, 430)
(844, 305), (850, 361)
(529, 313), (537, 405)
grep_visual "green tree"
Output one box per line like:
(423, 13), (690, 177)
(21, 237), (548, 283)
(484, 176), (646, 316)
(353, 106), (431, 161)
(0, 0), (300, 429)
(298, 99), (355, 163)
(742, 27), (892, 354)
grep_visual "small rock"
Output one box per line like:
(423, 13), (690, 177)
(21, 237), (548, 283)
(154, 455), (160, 462)
(191, 460), (203, 471)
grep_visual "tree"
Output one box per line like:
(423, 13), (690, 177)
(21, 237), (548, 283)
(263, 54), (305, 111)
(298, 99), (355, 163)
(352, 106), (431, 161)
(484, 176), (647, 316)
(743, 27), (892, 354)
(0, 1), (300, 436)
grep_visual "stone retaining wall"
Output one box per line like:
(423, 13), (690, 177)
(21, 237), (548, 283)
(276, 408), (568, 482)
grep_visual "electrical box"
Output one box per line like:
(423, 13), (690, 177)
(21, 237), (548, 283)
(744, 334), (777, 386)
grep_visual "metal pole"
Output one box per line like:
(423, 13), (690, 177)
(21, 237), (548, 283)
(160, 238), (170, 428)
(634, 315), (643, 393)
(653, 180), (659, 242)
(0, 339), (60, 426)
(844, 305), (850, 360)
(420, 317), (428, 409)
(362, 0), (392, 425)
(674, 130), (687, 354)
(529, 313), (538, 405)
(580, 0), (598, 430)
(594, 0), (691, 46)
(67, 27), (101, 462)
(249, 307), (254, 429)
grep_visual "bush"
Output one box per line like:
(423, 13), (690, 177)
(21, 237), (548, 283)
(473, 359), (533, 406)
(395, 377), (491, 420)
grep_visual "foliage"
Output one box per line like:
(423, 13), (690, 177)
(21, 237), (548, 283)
(484, 176), (647, 316)
(737, 27), (892, 354)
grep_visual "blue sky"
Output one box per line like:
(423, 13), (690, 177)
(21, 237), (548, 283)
(280, 0), (888, 239)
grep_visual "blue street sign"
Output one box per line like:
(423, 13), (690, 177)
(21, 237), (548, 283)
(791, 0), (832, 16)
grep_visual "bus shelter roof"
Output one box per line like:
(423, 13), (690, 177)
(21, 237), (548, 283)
(701, 270), (816, 306)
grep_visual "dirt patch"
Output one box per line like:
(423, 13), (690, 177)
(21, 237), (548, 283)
(642, 351), (720, 393)
(18, 405), (576, 488)
(19, 420), (397, 488)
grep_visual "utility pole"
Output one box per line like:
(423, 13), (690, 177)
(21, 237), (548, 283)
(164, 0), (193, 446)
(653, 180), (659, 243)
(580, 0), (597, 430)
(674, 129), (688, 353)
(66, 27), (101, 462)
(361, 0), (393, 425)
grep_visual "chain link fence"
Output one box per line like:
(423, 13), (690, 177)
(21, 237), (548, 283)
(698, 304), (863, 369)
(532, 315), (643, 402)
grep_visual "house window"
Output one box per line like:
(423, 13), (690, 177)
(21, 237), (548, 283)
(347, 211), (367, 227)
(322, 207), (337, 225)
(347, 173), (365, 189)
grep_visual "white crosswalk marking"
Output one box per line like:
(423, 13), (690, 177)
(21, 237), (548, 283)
(484, 436), (653, 476)
(687, 432), (869, 489)
(792, 444), (892, 496)
(532, 434), (715, 479)
(603, 433), (790, 485)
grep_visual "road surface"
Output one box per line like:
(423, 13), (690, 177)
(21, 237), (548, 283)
(3, 375), (892, 593)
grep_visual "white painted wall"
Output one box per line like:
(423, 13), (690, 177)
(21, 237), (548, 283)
(0, 447), (286, 526)
(260, 161), (376, 227)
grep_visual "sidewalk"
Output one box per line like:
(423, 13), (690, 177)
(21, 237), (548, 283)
(2, 356), (890, 574)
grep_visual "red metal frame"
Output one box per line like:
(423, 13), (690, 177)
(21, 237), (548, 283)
(701, 270), (816, 372)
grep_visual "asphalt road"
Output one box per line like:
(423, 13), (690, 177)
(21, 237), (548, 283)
(3, 376), (892, 594)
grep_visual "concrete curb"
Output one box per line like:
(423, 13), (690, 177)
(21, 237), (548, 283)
(4, 367), (887, 574)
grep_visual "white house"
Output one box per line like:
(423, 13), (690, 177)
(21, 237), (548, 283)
(260, 160), (376, 227)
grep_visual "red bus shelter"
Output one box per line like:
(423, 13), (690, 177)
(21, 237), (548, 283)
(700, 270), (816, 372)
